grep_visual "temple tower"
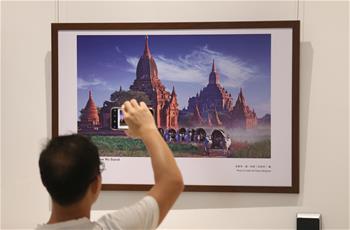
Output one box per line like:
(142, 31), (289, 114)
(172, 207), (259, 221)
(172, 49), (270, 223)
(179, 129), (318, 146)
(79, 90), (100, 129)
(163, 86), (179, 129)
(129, 36), (179, 129)
(187, 59), (234, 113)
(230, 88), (257, 129)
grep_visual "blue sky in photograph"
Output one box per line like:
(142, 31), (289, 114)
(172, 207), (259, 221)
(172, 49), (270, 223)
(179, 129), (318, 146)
(77, 34), (271, 117)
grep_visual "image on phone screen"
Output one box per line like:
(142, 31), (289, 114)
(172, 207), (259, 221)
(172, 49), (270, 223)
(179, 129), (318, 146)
(118, 108), (128, 129)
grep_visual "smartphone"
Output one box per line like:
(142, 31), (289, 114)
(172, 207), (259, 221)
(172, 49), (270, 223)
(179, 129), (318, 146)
(111, 107), (154, 130)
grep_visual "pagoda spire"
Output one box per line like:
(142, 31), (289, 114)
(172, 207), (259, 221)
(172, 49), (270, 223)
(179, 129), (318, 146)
(144, 35), (151, 58)
(235, 87), (247, 108)
(209, 59), (220, 85)
(169, 86), (178, 104)
(212, 59), (216, 72)
(238, 88), (245, 102)
(171, 86), (176, 96)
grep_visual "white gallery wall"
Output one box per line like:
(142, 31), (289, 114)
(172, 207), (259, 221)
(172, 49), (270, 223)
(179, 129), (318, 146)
(1, 1), (349, 229)
(0, 1), (2, 228)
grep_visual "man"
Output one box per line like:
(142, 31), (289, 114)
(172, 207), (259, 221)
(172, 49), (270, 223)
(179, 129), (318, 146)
(37, 99), (184, 229)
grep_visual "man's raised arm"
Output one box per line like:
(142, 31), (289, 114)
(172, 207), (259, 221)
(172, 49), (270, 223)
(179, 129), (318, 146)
(122, 99), (184, 225)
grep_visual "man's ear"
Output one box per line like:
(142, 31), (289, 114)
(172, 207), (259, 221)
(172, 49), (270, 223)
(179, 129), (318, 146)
(96, 174), (102, 192)
(91, 175), (102, 194)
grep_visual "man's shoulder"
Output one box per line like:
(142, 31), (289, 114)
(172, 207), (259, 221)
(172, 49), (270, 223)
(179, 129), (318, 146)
(36, 217), (100, 230)
(96, 196), (159, 230)
(36, 196), (159, 230)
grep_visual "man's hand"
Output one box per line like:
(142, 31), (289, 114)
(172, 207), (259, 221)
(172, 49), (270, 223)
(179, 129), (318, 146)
(122, 99), (158, 138)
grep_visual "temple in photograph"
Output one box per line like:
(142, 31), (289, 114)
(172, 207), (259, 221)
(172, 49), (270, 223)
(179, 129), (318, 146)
(78, 90), (100, 130)
(229, 88), (258, 129)
(186, 61), (257, 129)
(79, 36), (179, 131)
(187, 60), (234, 114)
(78, 36), (259, 132)
(129, 36), (179, 129)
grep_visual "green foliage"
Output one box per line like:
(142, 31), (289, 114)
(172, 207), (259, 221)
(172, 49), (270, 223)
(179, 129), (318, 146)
(228, 139), (271, 158)
(92, 136), (145, 151)
(91, 135), (202, 157)
(168, 143), (199, 153)
(91, 135), (270, 158)
(110, 90), (151, 105)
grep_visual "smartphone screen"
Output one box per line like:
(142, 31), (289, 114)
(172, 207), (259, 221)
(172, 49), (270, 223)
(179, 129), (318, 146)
(117, 108), (128, 129)
(111, 106), (154, 130)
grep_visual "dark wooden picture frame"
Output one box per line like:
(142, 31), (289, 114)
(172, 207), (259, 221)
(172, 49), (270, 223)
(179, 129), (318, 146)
(52, 21), (299, 193)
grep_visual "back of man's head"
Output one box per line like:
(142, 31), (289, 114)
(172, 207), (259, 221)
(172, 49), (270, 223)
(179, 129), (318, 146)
(39, 134), (100, 206)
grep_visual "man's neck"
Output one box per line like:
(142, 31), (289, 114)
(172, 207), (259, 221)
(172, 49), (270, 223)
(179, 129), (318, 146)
(48, 200), (91, 224)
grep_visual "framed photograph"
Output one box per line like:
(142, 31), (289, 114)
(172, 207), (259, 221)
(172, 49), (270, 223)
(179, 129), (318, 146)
(52, 21), (299, 193)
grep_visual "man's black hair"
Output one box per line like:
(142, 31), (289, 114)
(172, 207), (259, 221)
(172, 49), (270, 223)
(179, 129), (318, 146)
(39, 134), (100, 206)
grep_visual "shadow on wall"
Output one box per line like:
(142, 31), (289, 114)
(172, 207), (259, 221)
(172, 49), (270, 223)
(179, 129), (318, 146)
(45, 52), (52, 139)
(45, 52), (52, 211)
(45, 42), (314, 210)
(298, 41), (313, 208)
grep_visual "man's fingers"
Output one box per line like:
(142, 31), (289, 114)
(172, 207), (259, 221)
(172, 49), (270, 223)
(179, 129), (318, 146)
(122, 101), (131, 112)
(130, 99), (139, 108)
(140, 101), (148, 110)
(122, 101), (133, 114)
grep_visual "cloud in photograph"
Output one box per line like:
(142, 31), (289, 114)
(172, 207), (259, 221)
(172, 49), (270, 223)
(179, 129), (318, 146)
(99, 61), (116, 69)
(115, 46), (122, 54)
(126, 45), (257, 87)
(77, 76), (106, 89)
